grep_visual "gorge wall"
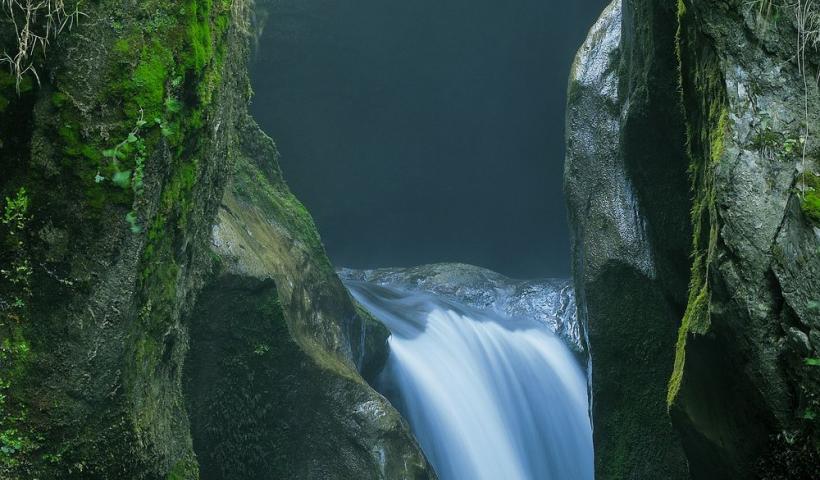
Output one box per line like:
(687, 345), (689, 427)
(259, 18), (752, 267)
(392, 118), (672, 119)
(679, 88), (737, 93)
(0, 0), (432, 478)
(2, 0), (818, 478)
(565, 0), (691, 477)
(567, 0), (820, 478)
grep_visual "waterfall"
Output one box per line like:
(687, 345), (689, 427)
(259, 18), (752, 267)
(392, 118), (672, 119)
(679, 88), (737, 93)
(346, 279), (594, 480)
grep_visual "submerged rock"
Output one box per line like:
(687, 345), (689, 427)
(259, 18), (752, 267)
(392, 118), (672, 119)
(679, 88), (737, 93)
(339, 263), (583, 355)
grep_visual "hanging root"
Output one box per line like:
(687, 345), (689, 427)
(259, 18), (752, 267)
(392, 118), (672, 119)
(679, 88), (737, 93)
(0, 0), (84, 93)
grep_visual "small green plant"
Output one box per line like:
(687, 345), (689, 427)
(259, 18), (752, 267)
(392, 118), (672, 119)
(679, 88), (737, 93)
(0, 189), (36, 473)
(125, 211), (141, 234)
(0, 188), (31, 316)
(750, 113), (805, 160)
(0, 338), (38, 470)
(99, 109), (147, 189)
(99, 110), (155, 233)
(253, 344), (270, 356)
(782, 136), (802, 156)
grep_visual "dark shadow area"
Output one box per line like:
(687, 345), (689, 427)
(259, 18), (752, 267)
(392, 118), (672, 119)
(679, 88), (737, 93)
(183, 275), (413, 479)
(250, 0), (608, 278)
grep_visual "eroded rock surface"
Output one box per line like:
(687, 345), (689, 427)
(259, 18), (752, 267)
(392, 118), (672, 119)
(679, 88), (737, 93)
(0, 1), (434, 478)
(672, 1), (820, 477)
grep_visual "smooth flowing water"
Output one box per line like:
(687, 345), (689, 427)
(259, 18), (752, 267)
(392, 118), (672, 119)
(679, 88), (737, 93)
(346, 280), (594, 480)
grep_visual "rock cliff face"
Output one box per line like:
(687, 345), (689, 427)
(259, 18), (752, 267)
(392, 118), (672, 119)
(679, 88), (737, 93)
(184, 116), (432, 480)
(0, 0), (432, 478)
(673, 1), (820, 477)
(567, 0), (820, 478)
(565, 1), (691, 477)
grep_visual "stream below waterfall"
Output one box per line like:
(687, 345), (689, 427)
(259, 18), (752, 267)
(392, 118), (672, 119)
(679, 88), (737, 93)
(345, 277), (594, 480)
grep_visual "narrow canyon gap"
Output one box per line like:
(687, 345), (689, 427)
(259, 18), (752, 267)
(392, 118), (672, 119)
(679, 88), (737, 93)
(250, 0), (609, 278)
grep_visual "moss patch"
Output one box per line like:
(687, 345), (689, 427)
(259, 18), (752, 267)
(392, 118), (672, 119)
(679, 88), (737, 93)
(48, 0), (232, 220)
(0, 0), (236, 477)
(800, 173), (820, 224)
(668, 0), (728, 407)
(123, 0), (233, 464)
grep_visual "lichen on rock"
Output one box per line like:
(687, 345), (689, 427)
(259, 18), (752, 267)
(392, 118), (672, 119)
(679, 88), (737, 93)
(188, 113), (434, 479)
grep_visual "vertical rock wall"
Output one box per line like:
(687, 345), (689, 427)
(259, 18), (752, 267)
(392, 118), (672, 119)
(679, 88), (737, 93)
(1, 1), (243, 476)
(0, 0), (434, 478)
(673, 1), (820, 477)
(565, 0), (692, 477)
(568, 0), (820, 478)
(183, 114), (434, 479)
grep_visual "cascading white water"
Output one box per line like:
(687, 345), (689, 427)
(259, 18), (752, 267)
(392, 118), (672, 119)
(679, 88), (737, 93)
(346, 280), (594, 480)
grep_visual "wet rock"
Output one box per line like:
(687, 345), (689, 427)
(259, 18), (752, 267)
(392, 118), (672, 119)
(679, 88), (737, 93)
(186, 116), (435, 480)
(339, 263), (583, 354)
(564, 0), (691, 477)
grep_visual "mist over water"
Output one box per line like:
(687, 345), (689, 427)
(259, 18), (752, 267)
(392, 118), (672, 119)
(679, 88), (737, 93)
(251, 0), (610, 278)
(346, 280), (594, 480)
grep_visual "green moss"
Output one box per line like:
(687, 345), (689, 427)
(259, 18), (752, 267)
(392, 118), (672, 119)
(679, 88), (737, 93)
(167, 458), (198, 480)
(1, 0), (237, 476)
(710, 108), (728, 164)
(124, 2), (234, 461)
(232, 157), (332, 274)
(50, 92), (67, 108)
(53, 100), (131, 211)
(113, 38), (131, 55)
(185, 0), (214, 72)
(47, 0), (233, 221)
(668, 4), (728, 407)
(0, 329), (35, 470)
(801, 173), (820, 224)
(129, 42), (173, 119)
